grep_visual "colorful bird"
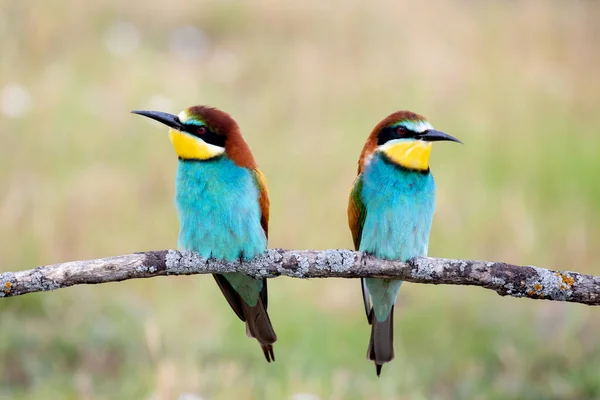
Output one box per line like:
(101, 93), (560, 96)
(132, 105), (277, 362)
(348, 111), (461, 375)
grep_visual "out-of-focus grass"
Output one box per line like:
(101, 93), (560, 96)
(1, 0), (600, 399)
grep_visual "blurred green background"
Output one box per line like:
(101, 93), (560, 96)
(1, 0), (599, 399)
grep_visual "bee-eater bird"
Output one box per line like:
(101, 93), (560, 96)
(347, 111), (461, 376)
(132, 105), (277, 362)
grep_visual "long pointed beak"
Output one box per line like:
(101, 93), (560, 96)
(418, 129), (462, 144)
(131, 110), (183, 130)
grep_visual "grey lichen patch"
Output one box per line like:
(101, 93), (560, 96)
(294, 253), (310, 278)
(503, 282), (517, 295)
(496, 281), (523, 297)
(315, 252), (329, 271)
(490, 276), (507, 287)
(237, 252), (273, 278)
(165, 250), (182, 271)
(316, 250), (356, 274)
(29, 271), (60, 292)
(166, 250), (210, 275)
(207, 258), (239, 274)
(411, 257), (437, 280)
(525, 266), (573, 301)
(339, 250), (356, 272)
(135, 265), (158, 274)
(278, 251), (310, 278)
(266, 249), (283, 264)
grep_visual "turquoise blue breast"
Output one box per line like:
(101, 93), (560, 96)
(175, 156), (267, 262)
(359, 152), (436, 260)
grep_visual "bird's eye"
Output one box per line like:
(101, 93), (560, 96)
(197, 126), (206, 135)
(397, 126), (407, 135)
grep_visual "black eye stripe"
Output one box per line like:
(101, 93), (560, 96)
(183, 124), (226, 148)
(377, 125), (417, 146)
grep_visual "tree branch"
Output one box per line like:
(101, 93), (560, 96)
(1, 249), (599, 305)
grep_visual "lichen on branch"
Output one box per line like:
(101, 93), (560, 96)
(1, 249), (599, 306)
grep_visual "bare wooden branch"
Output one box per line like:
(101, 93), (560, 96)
(1, 249), (599, 305)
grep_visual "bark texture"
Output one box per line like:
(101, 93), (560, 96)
(1, 249), (598, 306)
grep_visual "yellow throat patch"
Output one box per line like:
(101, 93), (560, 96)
(169, 129), (224, 160)
(381, 140), (432, 171)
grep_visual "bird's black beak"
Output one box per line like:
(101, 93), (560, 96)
(131, 110), (184, 131)
(417, 129), (462, 144)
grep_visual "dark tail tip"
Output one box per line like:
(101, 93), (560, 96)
(262, 345), (275, 363)
(367, 306), (394, 376)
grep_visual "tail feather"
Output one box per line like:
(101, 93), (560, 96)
(367, 306), (395, 376)
(241, 298), (278, 362)
(214, 274), (277, 362)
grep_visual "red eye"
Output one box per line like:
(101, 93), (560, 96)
(197, 126), (206, 135)
(397, 126), (407, 135)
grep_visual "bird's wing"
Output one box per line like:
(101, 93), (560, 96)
(251, 168), (270, 239)
(251, 168), (270, 308)
(213, 274), (245, 321)
(348, 175), (365, 251)
(348, 175), (372, 321)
